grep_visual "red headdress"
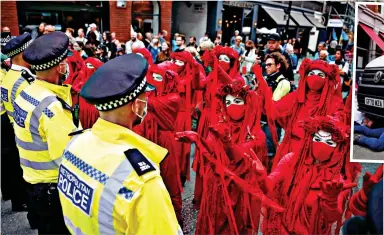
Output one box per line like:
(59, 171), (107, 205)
(64, 50), (86, 91)
(216, 78), (264, 144)
(212, 46), (240, 78)
(133, 47), (154, 65)
(297, 58), (341, 110)
(147, 62), (179, 95)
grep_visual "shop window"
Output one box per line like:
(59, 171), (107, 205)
(132, 1), (160, 35)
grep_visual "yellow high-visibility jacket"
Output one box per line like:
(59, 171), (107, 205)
(13, 79), (77, 184)
(1, 65), (34, 122)
(58, 118), (182, 235)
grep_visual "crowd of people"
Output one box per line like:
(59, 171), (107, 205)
(1, 22), (383, 235)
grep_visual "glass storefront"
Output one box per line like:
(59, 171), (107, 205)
(17, 1), (108, 36)
(131, 1), (160, 35)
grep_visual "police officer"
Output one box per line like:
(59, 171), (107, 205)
(1, 33), (34, 214)
(58, 54), (182, 235)
(13, 31), (76, 234)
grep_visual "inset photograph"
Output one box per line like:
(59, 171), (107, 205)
(353, 3), (384, 162)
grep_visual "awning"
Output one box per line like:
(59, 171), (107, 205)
(262, 6), (297, 27)
(359, 23), (384, 51)
(303, 13), (326, 29)
(290, 11), (314, 28)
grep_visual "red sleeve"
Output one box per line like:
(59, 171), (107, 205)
(274, 92), (298, 129)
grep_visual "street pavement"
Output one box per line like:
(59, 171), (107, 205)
(353, 144), (384, 161)
(1, 153), (380, 235)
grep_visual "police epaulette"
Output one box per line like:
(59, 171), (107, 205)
(124, 149), (156, 176)
(56, 96), (73, 112)
(21, 70), (35, 84)
(68, 129), (88, 136)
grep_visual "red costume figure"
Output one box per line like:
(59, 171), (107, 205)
(177, 78), (269, 235)
(349, 166), (383, 217)
(271, 58), (344, 168)
(64, 52), (103, 129)
(134, 62), (185, 226)
(257, 116), (356, 235)
(132, 47), (154, 65)
(191, 46), (243, 207)
(169, 51), (207, 183)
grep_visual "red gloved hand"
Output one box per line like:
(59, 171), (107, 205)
(175, 131), (199, 143)
(362, 166), (383, 196)
(209, 123), (231, 143)
(319, 180), (357, 200)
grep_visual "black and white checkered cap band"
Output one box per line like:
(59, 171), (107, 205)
(6, 39), (33, 58)
(30, 49), (68, 71)
(1, 36), (11, 45)
(95, 77), (147, 111)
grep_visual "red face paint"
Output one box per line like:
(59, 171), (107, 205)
(306, 75), (326, 91)
(226, 104), (245, 121)
(311, 142), (335, 162)
(219, 61), (231, 73)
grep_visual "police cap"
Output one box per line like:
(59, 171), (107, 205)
(2, 32), (32, 58)
(22, 31), (69, 71)
(80, 54), (150, 111)
(268, 33), (281, 42)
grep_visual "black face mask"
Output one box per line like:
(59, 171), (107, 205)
(199, 50), (205, 56)
(246, 46), (251, 50)
(132, 38), (137, 42)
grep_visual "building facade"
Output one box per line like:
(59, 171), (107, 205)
(1, 1), (172, 42)
(171, 1), (354, 57)
(356, 4), (384, 79)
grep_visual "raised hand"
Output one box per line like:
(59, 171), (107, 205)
(209, 123), (231, 143)
(319, 180), (356, 200)
(175, 131), (199, 143)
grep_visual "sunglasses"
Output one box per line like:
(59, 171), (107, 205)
(265, 63), (275, 67)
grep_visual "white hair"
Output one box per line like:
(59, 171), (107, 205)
(320, 50), (329, 56)
(236, 36), (242, 41)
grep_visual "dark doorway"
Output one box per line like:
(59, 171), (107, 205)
(221, 5), (243, 45)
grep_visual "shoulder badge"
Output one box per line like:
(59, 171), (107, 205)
(124, 149), (156, 176)
(56, 96), (73, 112)
(21, 70), (35, 84)
(68, 129), (88, 136)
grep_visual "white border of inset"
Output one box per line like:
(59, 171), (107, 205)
(350, 1), (384, 163)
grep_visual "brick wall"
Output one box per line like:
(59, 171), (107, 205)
(109, 1), (172, 43)
(109, 1), (132, 43)
(160, 1), (172, 42)
(1, 1), (19, 36)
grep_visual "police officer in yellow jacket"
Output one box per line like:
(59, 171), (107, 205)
(13, 32), (76, 234)
(58, 54), (182, 235)
(1, 33), (34, 214)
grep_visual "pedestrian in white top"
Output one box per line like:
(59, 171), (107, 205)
(241, 40), (258, 75)
(126, 31), (145, 54)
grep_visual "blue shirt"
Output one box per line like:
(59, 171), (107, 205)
(171, 40), (179, 52)
(147, 45), (161, 62)
(231, 45), (245, 56)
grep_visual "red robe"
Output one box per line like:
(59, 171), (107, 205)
(272, 59), (344, 168)
(194, 83), (268, 235)
(262, 116), (353, 235)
